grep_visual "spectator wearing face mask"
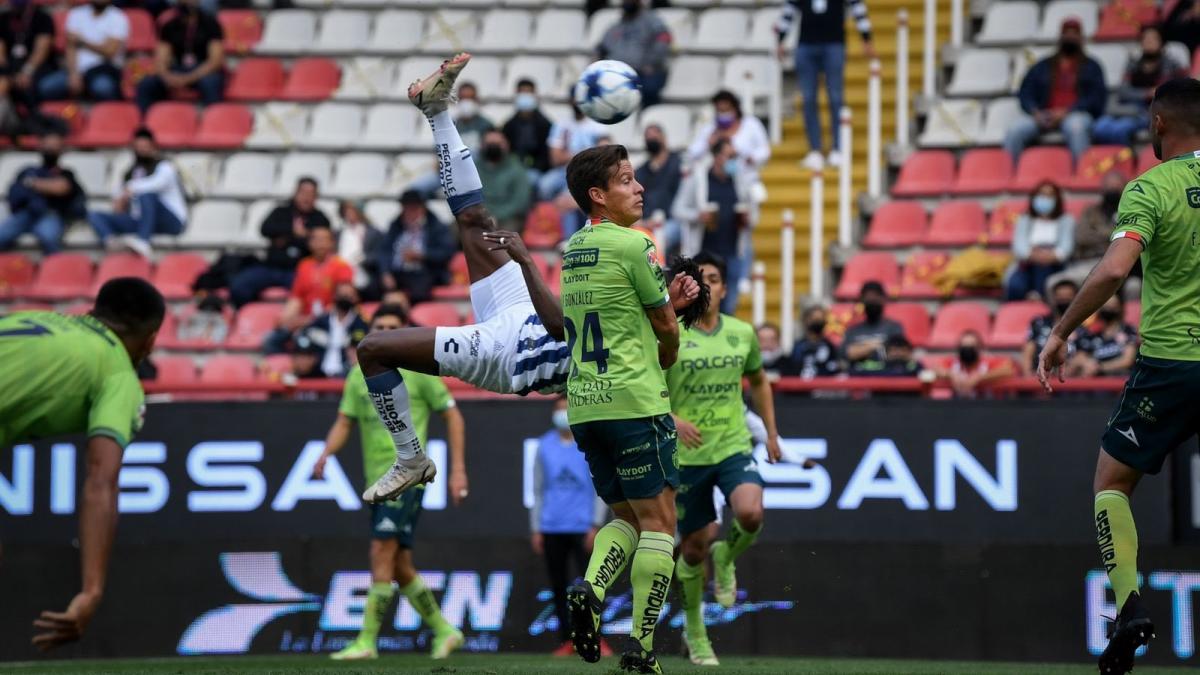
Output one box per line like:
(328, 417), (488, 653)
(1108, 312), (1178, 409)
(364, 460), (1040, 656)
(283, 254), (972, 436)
(635, 124), (682, 254)
(264, 224), (354, 354)
(475, 129), (532, 231)
(1068, 294), (1138, 377)
(453, 81), (494, 153)
(88, 127), (187, 258)
(1021, 279), (1079, 375)
(790, 305), (841, 378)
(502, 79), (553, 182)
(841, 280), (905, 368)
(595, 0), (672, 108)
(936, 330), (1015, 399)
(851, 334), (920, 377)
(687, 90), (771, 182)
(0, 131), (83, 254)
(1006, 180), (1075, 301)
(1092, 26), (1189, 146)
(301, 282), (370, 378)
(1046, 171), (1126, 293)
(756, 322), (797, 378)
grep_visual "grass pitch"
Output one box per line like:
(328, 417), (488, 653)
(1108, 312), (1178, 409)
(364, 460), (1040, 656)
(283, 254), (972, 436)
(2, 654), (1200, 675)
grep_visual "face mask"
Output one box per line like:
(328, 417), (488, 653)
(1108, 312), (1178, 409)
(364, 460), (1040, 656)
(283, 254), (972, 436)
(42, 152), (59, 167)
(515, 93), (538, 112)
(456, 99), (479, 119)
(135, 153), (156, 166)
(90, 1), (107, 11)
(552, 409), (571, 431)
(808, 320), (826, 335)
(1059, 40), (1081, 56)
(716, 112), (737, 129)
(723, 158), (739, 177)
(1054, 300), (1073, 316)
(1102, 191), (1121, 212)
(863, 302), (884, 322)
(1032, 195), (1057, 216)
(958, 346), (980, 366)
(761, 348), (783, 363)
(483, 144), (504, 162)
(1099, 309), (1121, 323)
(334, 296), (355, 312)
(644, 139), (663, 155)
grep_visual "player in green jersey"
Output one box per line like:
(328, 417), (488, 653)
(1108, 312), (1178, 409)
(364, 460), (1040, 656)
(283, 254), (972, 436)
(665, 251), (782, 667)
(558, 144), (682, 674)
(1037, 78), (1200, 675)
(311, 304), (467, 661)
(0, 278), (164, 651)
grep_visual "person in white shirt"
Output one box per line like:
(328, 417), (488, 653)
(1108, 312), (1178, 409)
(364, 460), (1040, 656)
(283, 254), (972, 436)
(88, 128), (188, 257)
(1005, 179), (1075, 301)
(686, 90), (772, 184)
(37, 0), (128, 101)
(337, 199), (385, 299)
(536, 99), (606, 202)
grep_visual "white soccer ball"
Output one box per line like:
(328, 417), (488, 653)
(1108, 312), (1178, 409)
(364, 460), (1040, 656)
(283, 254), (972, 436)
(574, 60), (642, 125)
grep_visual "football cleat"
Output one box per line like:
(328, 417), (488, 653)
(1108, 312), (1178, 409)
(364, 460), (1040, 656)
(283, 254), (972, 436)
(567, 583), (603, 664)
(408, 52), (471, 117)
(684, 631), (719, 666)
(431, 627), (464, 659)
(1099, 591), (1155, 674)
(362, 454), (436, 503)
(710, 541), (738, 608)
(330, 638), (377, 660)
(619, 638), (664, 674)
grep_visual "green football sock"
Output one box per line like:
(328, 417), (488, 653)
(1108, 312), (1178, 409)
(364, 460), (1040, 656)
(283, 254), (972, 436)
(675, 557), (706, 639)
(359, 582), (396, 644)
(1095, 490), (1140, 608)
(726, 519), (760, 561)
(402, 576), (451, 634)
(630, 530), (676, 652)
(585, 518), (638, 601)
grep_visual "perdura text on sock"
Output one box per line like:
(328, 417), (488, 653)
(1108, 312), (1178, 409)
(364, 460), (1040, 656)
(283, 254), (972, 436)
(638, 572), (671, 640)
(1096, 509), (1117, 573)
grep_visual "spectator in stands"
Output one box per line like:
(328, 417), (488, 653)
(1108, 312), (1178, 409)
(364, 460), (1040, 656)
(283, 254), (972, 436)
(757, 322), (796, 378)
(595, 0), (672, 108)
(687, 90), (771, 179)
(288, 325), (326, 380)
(337, 199), (384, 301)
(502, 78), (553, 183)
(1047, 171), (1124, 292)
(539, 95), (606, 234)
(1005, 180), (1075, 301)
(936, 330), (1014, 398)
(454, 81), (493, 153)
(851, 334), (920, 376)
(379, 190), (456, 305)
(475, 129), (531, 232)
(0, 131), (83, 253)
(790, 305), (842, 378)
(39, 0), (128, 101)
(264, 223), (354, 354)
(0, 0), (58, 109)
(230, 176), (332, 307)
(1068, 294), (1137, 377)
(1163, 0), (1200, 57)
(1093, 26), (1189, 146)
(842, 280), (904, 368)
(1004, 18), (1106, 162)
(636, 124), (682, 254)
(304, 281), (370, 378)
(775, 0), (875, 170)
(88, 128), (187, 258)
(1020, 278), (1078, 375)
(134, 0), (225, 113)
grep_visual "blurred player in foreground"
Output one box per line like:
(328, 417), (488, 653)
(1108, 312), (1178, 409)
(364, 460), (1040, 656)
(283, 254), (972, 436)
(667, 250), (781, 666)
(0, 278), (164, 650)
(312, 303), (467, 660)
(352, 53), (699, 504)
(1037, 78), (1200, 675)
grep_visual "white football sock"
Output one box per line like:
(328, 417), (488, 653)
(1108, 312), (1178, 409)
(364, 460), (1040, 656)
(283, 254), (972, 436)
(427, 109), (483, 213)
(365, 370), (423, 460)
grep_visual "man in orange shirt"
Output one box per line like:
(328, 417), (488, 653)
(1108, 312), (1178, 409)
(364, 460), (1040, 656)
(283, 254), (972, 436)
(264, 223), (353, 354)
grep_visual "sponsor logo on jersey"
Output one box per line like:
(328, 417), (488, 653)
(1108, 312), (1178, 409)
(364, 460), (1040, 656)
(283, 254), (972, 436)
(617, 463), (653, 478)
(679, 355), (747, 373)
(727, 335), (740, 348)
(468, 330), (481, 358)
(1187, 187), (1200, 208)
(444, 339), (460, 354)
(562, 248), (600, 271)
(376, 517), (398, 533)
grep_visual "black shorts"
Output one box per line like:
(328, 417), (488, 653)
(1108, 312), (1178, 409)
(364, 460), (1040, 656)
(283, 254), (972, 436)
(571, 414), (679, 505)
(677, 453), (765, 536)
(369, 488), (423, 547)
(1101, 355), (1200, 475)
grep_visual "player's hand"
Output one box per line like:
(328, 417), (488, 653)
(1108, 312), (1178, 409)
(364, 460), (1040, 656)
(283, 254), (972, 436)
(675, 418), (703, 448)
(32, 590), (101, 651)
(668, 272), (700, 312)
(1036, 333), (1069, 393)
(765, 434), (783, 464)
(530, 532), (544, 556)
(449, 470), (469, 506)
(481, 230), (533, 266)
(658, 342), (677, 371)
(311, 454), (328, 480)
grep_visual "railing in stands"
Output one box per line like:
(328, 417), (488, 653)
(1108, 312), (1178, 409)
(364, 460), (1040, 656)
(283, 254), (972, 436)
(768, 43), (783, 145)
(838, 106), (853, 247)
(923, 0), (937, 99)
(867, 58), (883, 198)
(809, 169), (825, 299)
(896, 10), (911, 148)
(950, 0), (964, 48)
(751, 260), (766, 327)
(779, 208), (796, 348)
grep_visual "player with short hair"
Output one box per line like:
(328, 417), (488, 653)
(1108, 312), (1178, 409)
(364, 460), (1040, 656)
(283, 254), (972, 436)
(667, 250), (782, 666)
(0, 278), (164, 651)
(558, 142), (681, 674)
(1037, 77), (1200, 675)
(312, 303), (467, 661)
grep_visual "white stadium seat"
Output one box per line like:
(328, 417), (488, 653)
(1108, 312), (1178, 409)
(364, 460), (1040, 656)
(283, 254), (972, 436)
(693, 9), (749, 53)
(978, 97), (1023, 146)
(0, 153), (37, 193)
(420, 10), (479, 54)
(976, 1), (1039, 45)
(331, 153), (390, 198)
(1166, 42), (1191, 70)
(245, 103), (310, 150)
(368, 10), (425, 55)
(1009, 46), (1054, 91)
(662, 56), (720, 101)
(586, 9), (620, 47)
(358, 104), (421, 151)
(748, 7), (788, 49)
(477, 10), (533, 52)
(639, 105), (693, 151)
(365, 199), (400, 228)
(60, 152), (108, 196)
(504, 56), (559, 97)
(335, 58), (396, 100)
(919, 98), (985, 148)
(314, 11), (370, 55)
(722, 54), (775, 99)
(945, 49), (1010, 97)
(1090, 44), (1133, 89)
(174, 152), (222, 197)
(240, 199), (282, 246)
(306, 103), (364, 150)
(218, 153), (278, 198)
(395, 57), (447, 99)
(603, 116), (641, 150)
(275, 153), (333, 198)
(392, 153), (437, 188)
(460, 56), (506, 101)
(1038, 0), (1098, 41)
(556, 55), (592, 96)
(256, 10), (316, 55)
(528, 9), (586, 53)
(181, 201), (247, 247)
(65, 218), (100, 247)
(106, 151), (133, 193)
(658, 8), (695, 49)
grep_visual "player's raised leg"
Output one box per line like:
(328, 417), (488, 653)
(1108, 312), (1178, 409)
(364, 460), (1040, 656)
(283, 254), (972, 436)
(711, 483), (765, 609)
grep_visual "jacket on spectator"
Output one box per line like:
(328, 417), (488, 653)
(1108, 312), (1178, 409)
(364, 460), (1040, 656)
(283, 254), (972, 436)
(7, 165), (84, 218)
(476, 153), (532, 224)
(1017, 55), (1107, 118)
(379, 212), (456, 284)
(261, 203), (331, 270)
(636, 151), (682, 221)
(597, 10), (672, 72)
(120, 159), (188, 225)
(502, 111), (553, 174)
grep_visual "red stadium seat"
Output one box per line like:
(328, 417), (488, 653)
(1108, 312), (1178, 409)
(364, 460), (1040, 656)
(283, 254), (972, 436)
(226, 302), (282, 350)
(410, 302), (462, 328)
(1010, 147), (1073, 193)
(121, 55), (162, 101)
(226, 58), (285, 101)
(38, 102), (87, 144)
(219, 10), (263, 55)
(145, 102), (199, 149)
(433, 252), (470, 300)
(125, 8), (157, 52)
(891, 150), (955, 197)
(863, 202), (927, 248)
(824, 303), (858, 346)
(523, 202), (563, 249)
(260, 353), (294, 383)
(360, 302), (380, 320)
(0, 253), (36, 298)
(29, 253), (94, 300)
(897, 251), (951, 299)
(986, 199), (1025, 247)
(1068, 145), (1136, 190)
(950, 148), (1012, 195)
(280, 58), (340, 101)
(923, 201), (987, 247)
(1136, 145), (1160, 176)
(200, 354), (258, 384)
(928, 302), (992, 349)
(90, 252), (153, 296)
(1065, 199), (1089, 221)
(833, 252), (899, 300)
(1125, 300), (1141, 327)
(157, 304), (232, 350)
(75, 102), (141, 148)
(884, 303), (931, 348)
(153, 355), (199, 385)
(989, 301), (1049, 348)
(193, 104), (253, 149)
(153, 253), (208, 300)
(1094, 0), (1158, 40)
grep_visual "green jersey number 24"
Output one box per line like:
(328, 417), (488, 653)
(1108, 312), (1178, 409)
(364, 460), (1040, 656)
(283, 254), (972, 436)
(565, 311), (610, 374)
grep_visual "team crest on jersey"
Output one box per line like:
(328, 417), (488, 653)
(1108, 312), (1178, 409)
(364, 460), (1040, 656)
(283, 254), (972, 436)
(1186, 187), (1200, 208)
(727, 335), (740, 348)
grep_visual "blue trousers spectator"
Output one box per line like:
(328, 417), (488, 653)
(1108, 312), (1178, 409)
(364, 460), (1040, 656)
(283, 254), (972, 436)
(1003, 111), (1093, 162)
(262, 327), (293, 354)
(38, 63), (123, 101)
(135, 68), (225, 113)
(638, 68), (668, 108)
(88, 194), (184, 244)
(0, 205), (64, 253)
(795, 42), (845, 152)
(230, 265), (294, 307)
(537, 167), (568, 202)
(1092, 114), (1147, 146)
(1006, 262), (1063, 301)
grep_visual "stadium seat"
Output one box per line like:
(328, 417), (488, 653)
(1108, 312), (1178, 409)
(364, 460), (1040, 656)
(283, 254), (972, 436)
(227, 58), (286, 101)
(639, 105), (693, 150)
(364, 200), (400, 230)
(121, 55), (159, 102)
(523, 203), (563, 249)
(891, 150), (955, 197)
(219, 10), (263, 55)
(1091, 44), (1135, 89)
(1010, 45), (1056, 89)
(0, 153), (37, 194)
(153, 253), (208, 300)
(748, 7), (784, 49)
(421, 10), (479, 54)
(586, 8), (621, 46)
(1137, 145), (1160, 175)
(863, 202), (927, 248)
(275, 153), (332, 198)
(722, 55), (774, 99)
(306, 103), (364, 150)
(411, 302), (463, 328)
(928, 302), (992, 349)
(330, 153), (389, 198)
(503, 56), (560, 98)
(60, 152), (109, 197)
(662, 56), (721, 101)
(986, 199), (1025, 246)
(174, 152), (222, 196)
(885, 303), (932, 348)
(144, 102), (198, 149)
(90, 253), (153, 296)
(39, 102), (87, 144)
(367, 11), (424, 55)
(457, 56), (506, 101)
(950, 148), (1012, 195)
(989, 301), (1049, 348)
(281, 58), (340, 101)
(245, 103), (309, 149)
(924, 201), (987, 247)
(946, 49), (1011, 97)
(61, 301), (92, 316)
(392, 154), (437, 188)
(29, 253), (94, 300)
(834, 252), (899, 300)
(919, 99), (984, 148)
(823, 303), (858, 346)
(200, 355), (259, 384)
(1068, 145), (1136, 190)
(1038, 0), (1098, 40)
(125, 8), (156, 52)
(0, 253), (36, 298)
(336, 58), (396, 100)
(76, 102), (141, 148)
(1011, 147), (1073, 193)
(259, 353), (294, 382)
(433, 252), (470, 300)
(978, 97), (1022, 146)
(528, 9), (585, 53)
(357, 104), (417, 151)
(1095, 0), (1157, 41)
(3, 302), (52, 314)
(693, 8), (749, 52)
(217, 154), (278, 199)
(192, 104), (253, 150)
(976, 1), (1040, 45)
(897, 251), (951, 299)
(153, 355), (199, 385)
(257, 10), (317, 54)
(179, 200), (252, 249)
(226, 302), (283, 350)
(314, 10), (370, 54)
(478, 9), (533, 51)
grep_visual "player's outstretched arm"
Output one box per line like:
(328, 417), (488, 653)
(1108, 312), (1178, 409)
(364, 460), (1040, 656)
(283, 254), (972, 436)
(747, 369), (782, 463)
(482, 230), (566, 341)
(444, 406), (468, 506)
(313, 413), (355, 480)
(33, 436), (122, 651)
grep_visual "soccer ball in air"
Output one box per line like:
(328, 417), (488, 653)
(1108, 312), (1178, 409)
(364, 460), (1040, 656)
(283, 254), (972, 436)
(574, 60), (642, 125)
